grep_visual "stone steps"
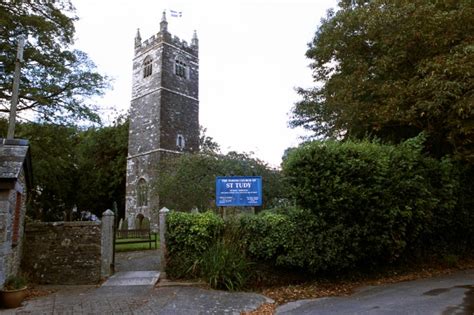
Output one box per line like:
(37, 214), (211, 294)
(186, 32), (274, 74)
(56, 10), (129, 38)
(101, 271), (160, 287)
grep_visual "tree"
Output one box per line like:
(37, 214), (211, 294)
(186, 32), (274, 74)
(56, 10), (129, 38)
(0, 1), (108, 123)
(0, 117), (128, 221)
(290, 0), (473, 161)
(199, 126), (221, 154)
(157, 151), (285, 212)
(11, 121), (80, 221)
(75, 117), (128, 218)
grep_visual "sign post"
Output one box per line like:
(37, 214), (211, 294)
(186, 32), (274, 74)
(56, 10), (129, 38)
(216, 176), (262, 207)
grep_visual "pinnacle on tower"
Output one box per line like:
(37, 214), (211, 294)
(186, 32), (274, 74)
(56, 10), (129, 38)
(160, 11), (168, 33)
(191, 30), (199, 48)
(134, 28), (142, 48)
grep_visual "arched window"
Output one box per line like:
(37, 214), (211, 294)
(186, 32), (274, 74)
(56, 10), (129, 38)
(174, 58), (188, 79)
(143, 56), (153, 78)
(137, 178), (148, 207)
(176, 134), (185, 150)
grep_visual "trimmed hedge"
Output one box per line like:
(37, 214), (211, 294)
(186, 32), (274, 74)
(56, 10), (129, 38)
(166, 136), (473, 276)
(166, 211), (224, 278)
(240, 211), (295, 262)
(239, 136), (472, 273)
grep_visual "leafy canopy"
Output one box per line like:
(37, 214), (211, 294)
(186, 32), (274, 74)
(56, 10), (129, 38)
(157, 151), (285, 212)
(0, 117), (128, 221)
(291, 0), (473, 161)
(0, 1), (108, 123)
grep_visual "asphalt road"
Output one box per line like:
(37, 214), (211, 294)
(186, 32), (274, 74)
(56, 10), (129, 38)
(277, 270), (474, 315)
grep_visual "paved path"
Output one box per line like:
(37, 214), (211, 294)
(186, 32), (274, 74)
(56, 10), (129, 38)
(0, 285), (271, 314)
(277, 269), (474, 315)
(2, 248), (473, 314)
(0, 249), (271, 314)
(115, 250), (161, 272)
(102, 271), (161, 287)
(102, 250), (161, 288)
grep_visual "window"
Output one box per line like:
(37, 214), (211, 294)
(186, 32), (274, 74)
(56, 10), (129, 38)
(176, 134), (185, 150)
(143, 56), (152, 78)
(137, 178), (148, 207)
(175, 58), (188, 78)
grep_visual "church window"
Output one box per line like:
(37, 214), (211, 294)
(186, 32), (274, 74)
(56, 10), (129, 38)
(176, 134), (185, 150)
(137, 178), (148, 207)
(175, 58), (188, 78)
(143, 56), (153, 78)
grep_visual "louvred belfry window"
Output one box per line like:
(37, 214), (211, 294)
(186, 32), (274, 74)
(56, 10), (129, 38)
(143, 56), (153, 78)
(175, 59), (188, 78)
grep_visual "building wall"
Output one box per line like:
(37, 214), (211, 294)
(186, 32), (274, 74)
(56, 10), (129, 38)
(126, 17), (199, 227)
(125, 151), (160, 229)
(0, 170), (27, 289)
(129, 90), (162, 155)
(160, 91), (199, 152)
(21, 222), (102, 284)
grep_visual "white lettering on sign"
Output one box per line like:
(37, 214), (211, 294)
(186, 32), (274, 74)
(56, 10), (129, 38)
(225, 182), (252, 189)
(236, 183), (251, 188)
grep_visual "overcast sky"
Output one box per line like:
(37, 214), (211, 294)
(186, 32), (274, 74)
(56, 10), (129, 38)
(73, 0), (338, 167)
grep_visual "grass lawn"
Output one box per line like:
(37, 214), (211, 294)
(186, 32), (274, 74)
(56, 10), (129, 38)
(115, 233), (159, 252)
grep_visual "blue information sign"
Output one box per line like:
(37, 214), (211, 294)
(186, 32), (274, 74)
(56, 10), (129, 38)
(216, 176), (262, 207)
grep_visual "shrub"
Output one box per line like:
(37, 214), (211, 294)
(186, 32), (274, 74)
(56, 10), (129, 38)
(200, 241), (251, 291)
(240, 211), (295, 263)
(166, 211), (224, 278)
(421, 161), (474, 254)
(166, 211), (252, 289)
(278, 135), (467, 272)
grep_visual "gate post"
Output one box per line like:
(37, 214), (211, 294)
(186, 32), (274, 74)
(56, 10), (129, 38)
(159, 207), (169, 274)
(101, 209), (115, 277)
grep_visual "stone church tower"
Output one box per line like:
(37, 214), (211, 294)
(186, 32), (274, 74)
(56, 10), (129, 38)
(126, 12), (199, 228)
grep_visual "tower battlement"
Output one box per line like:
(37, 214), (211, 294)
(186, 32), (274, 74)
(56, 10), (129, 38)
(134, 12), (198, 57)
(135, 32), (198, 56)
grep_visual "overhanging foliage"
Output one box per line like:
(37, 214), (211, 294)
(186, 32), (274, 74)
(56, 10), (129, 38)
(291, 0), (473, 161)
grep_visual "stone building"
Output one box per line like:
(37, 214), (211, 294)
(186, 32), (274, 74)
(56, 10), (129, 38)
(0, 138), (32, 288)
(126, 12), (200, 228)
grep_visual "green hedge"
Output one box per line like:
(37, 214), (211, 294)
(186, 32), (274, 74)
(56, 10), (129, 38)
(239, 136), (472, 273)
(166, 211), (224, 278)
(166, 136), (473, 276)
(165, 211), (251, 290)
(240, 211), (295, 262)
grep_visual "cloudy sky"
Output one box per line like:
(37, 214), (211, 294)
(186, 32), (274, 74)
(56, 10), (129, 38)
(73, 0), (338, 167)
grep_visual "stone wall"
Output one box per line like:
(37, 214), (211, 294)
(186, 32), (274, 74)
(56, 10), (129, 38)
(22, 222), (103, 284)
(0, 170), (27, 289)
(0, 188), (16, 287)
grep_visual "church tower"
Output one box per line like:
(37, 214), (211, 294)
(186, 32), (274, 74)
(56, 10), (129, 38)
(126, 12), (199, 228)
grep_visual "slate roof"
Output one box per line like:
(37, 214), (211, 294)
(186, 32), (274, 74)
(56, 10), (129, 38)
(0, 138), (32, 188)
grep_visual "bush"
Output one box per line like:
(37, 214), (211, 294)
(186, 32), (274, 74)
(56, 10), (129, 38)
(200, 241), (251, 291)
(166, 211), (224, 278)
(240, 211), (295, 263)
(166, 211), (252, 289)
(165, 136), (473, 277)
(276, 135), (468, 272)
(422, 161), (474, 254)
